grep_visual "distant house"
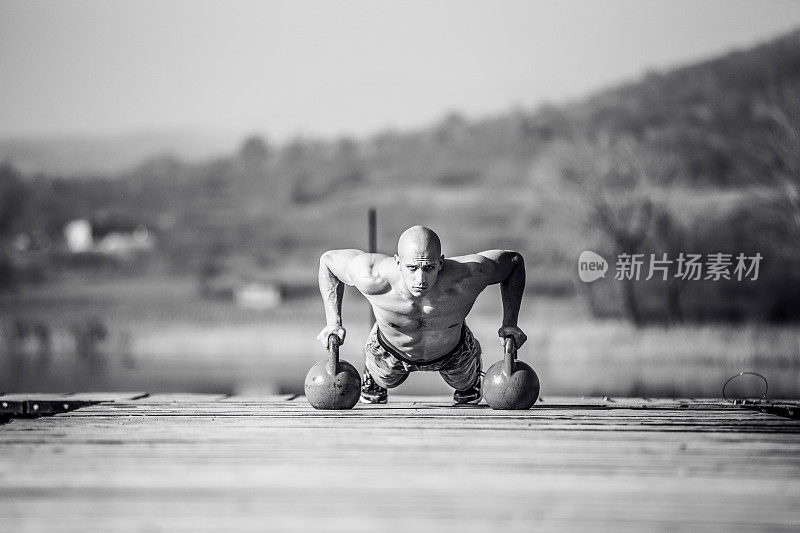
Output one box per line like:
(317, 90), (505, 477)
(199, 260), (318, 309)
(64, 219), (93, 252)
(201, 274), (283, 310)
(96, 225), (154, 259)
(63, 219), (155, 258)
(234, 281), (282, 310)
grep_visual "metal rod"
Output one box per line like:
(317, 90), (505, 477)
(368, 207), (377, 254)
(368, 207), (377, 326)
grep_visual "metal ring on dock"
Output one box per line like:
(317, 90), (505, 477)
(722, 372), (768, 404)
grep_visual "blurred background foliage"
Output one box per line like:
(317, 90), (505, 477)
(1, 29), (799, 397)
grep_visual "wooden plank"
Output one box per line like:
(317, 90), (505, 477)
(0, 395), (798, 531)
(62, 392), (150, 402)
(128, 393), (231, 403)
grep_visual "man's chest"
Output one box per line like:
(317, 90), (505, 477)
(368, 287), (476, 326)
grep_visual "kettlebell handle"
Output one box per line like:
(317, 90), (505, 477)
(327, 334), (341, 374)
(503, 336), (517, 377)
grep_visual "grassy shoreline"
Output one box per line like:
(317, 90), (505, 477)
(1, 276), (798, 398)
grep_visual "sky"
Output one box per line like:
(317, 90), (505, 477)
(2, 0), (800, 142)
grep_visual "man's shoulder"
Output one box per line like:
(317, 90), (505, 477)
(349, 253), (393, 273)
(446, 253), (493, 272)
(445, 251), (516, 282)
(440, 255), (489, 284)
(350, 253), (394, 294)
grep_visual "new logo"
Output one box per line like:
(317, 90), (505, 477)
(578, 251), (608, 282)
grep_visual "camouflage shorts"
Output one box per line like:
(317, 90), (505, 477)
(364, 322), (482, 391)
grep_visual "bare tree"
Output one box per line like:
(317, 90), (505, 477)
(743, 83), (800, 257)
(556, 134), (676, 325)
(651, 200), (699, 324)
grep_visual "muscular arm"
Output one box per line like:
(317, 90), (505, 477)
(318, 249), (362, 331)
(474, 250), (527, 346)
(476, 250), (525, 325)
(317, 249), (389, 346)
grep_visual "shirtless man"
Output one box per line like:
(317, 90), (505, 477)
(317, 225), (527, 404)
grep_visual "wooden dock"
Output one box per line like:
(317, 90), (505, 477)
(1, 394), (799, 532)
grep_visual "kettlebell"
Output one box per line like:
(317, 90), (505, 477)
(304, 334), (361, 410)
(483, 336), (539, 410)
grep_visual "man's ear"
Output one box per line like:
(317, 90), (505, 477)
(438, 255), (444, 269)
(394, 254), (400, 265)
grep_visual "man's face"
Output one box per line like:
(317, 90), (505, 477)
(396, 251), (443, 297)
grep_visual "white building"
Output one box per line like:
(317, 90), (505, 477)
(64, 219), (93, 252)
(234, 282), (282, 310)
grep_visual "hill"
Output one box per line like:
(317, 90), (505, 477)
(0, 130), (236, 176)
(2, 28), (800, 321)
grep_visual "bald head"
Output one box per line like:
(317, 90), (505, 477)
(395, 226), (443, 296)
(397, 226), (441, 259)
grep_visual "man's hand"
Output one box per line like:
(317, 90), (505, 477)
(317, 325), (346, 348)
(498, 325), (527, 349)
